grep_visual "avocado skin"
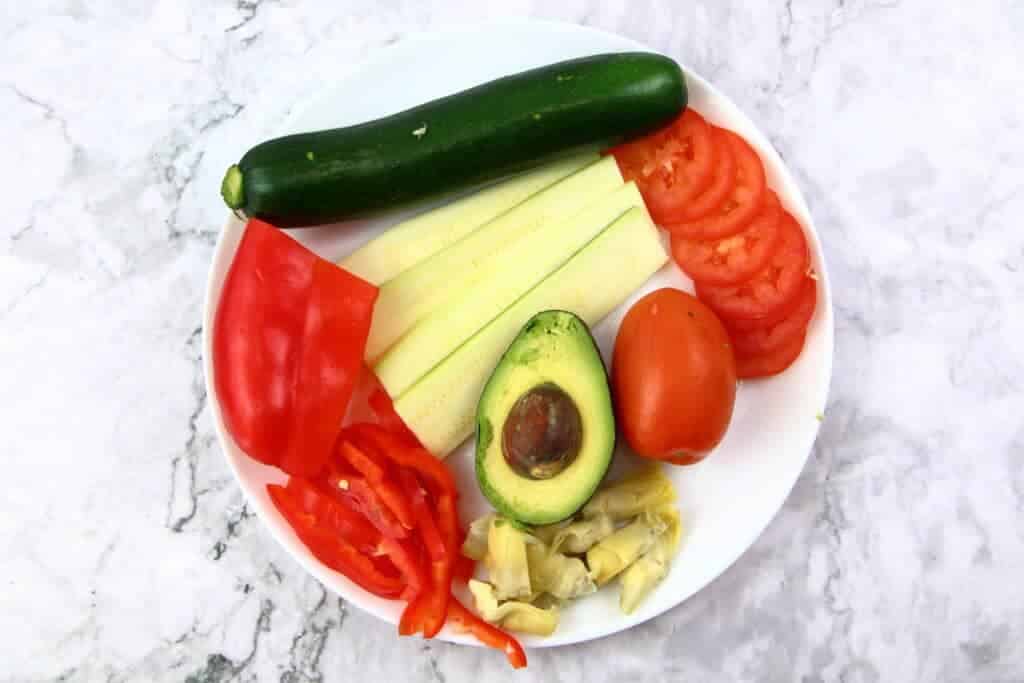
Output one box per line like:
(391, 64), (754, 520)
(475, 310), (615, 525)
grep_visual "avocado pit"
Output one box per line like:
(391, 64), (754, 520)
(502, 382), (582, 480)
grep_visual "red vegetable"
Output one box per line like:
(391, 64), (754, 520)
(730, 278), (816, 356)
(448, 595), (527, 669)
(665, 128), (766, 240)
(337, 441), (416, 531)
(267, 483), (403, 598)
(735, 330), (807, 378)
(213, 219), (377, 478)
(611, 109), (717, 224)
(672, 124), (737, 221)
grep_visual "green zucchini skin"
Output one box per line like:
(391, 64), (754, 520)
(226, 52), (687, 227)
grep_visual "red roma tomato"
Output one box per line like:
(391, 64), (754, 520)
(672, 191), (782, 286)
(612, 288), (737, 464)
(666, 129), (766, 240)
(610, 109), (717, 224)
(213, 219), (378, 478)
(730, 278), (816, 356)
(696, 211), (809, 325)
(735, 330), (807, 379)
(674, 125), (737, 221)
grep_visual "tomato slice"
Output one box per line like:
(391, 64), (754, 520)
(666, 129), (766, 240)
(671, 191), (782, 285)
(674, 125), (737, 221)
(610, 109), (716, 224)
(735, 330), (807, 379)
(696, 211), (809, 324)
(731, 278), (816, 356)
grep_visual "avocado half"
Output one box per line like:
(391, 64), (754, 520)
(475, 310), (615, 525)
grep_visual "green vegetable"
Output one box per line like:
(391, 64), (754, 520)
(221, 53), (686, 226)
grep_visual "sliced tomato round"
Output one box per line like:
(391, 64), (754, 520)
(731, 278), (816, 355)
(666, 129), (766, 240)
(675, 125), (737, 221)
(735, 330), (806, 379)
(696, 211), (809, 324)
(611, 109), (716, 224)
(672, 191), (782, 286)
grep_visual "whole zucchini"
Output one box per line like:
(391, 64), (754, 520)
(221, 52), (686, 227)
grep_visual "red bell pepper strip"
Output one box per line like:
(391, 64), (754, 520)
(453, 555), (476, 583)
(447, 595), (527, 669)
(214, 219), (377, 478)
(378, 536), (427, 602)
(395, 469), (450, 637)
(337, 441), (415, 531)
(267, 483), (403, 598)
(283, 476), (379, 554)
(397, 470), (447, 562)
(332, 475), (409, 540)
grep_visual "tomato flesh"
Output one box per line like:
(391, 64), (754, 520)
(611, 109), (716, 224)
(696, 211), (809, 324)
(735, 330), (807, 379)
(731, 278), (816, 356)
(672, 191), (782, 286)
(674, 125), (737, 221)
(666, 129), (766, 240)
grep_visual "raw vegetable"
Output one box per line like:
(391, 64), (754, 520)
(735, 330), (808, 378)
(612, 289), (736, 464)
(671, 191), (782, 285)
(665, 127), (766, 240)
(586, 513), (669, 586)
(696, 211), (809, 324)
(394, 206), (668, 457)
(340, 154), (595, 284)
(213, 219), (377, 478)
(374, 182), (643, 398)
(610, 109), (717, 224)
(581, 465), (676, 520)
(619, 506), (682, 614)
(730, 278), (816, 356)
(474, 311), (616, 525)
(222, 52), (686, 227)
(447, 595), (528, 668)
(672, 125), (737, 221)
(468, 579), (559, 636)
(365, 156), (622, 362)
(462, 513), (496, 561)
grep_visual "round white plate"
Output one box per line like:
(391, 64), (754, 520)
(203, 20), (833, 649)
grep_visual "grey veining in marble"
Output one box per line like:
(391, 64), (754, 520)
(3, 1), (1023, 681)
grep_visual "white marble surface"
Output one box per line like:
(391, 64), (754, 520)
(3, 1), (1023, 681)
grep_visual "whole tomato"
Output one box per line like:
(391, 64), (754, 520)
(612, 288), (737, 464)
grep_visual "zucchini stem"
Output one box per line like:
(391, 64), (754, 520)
(221, 164), (245, 209)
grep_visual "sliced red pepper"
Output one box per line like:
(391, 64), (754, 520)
(267, 484), (403, 598)
(398, 470), (447, 562)
(337, 441), (415, 531)
(453, 555), (476, 583)
(378, 535), (427, 601)
(214, 219), (377, 478)
(334, 475), (409, 540)
(283, 477), (379, 554)
(447, 595), (527, 669)
(395, 469), (451, 637)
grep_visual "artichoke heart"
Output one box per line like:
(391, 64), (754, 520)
(525, 542), (596, 600)
(485, 517), (532, 600)
(468, 579), (559, 636)
(586, 511), (669, 586)
(462, 512), (496, 561)
(582, 464), (676, 521)
(619, 506), (683, 614)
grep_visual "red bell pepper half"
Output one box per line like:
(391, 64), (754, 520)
(214, 219), (377, 478)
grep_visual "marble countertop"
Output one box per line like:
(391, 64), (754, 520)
(4, 1), (1023, 681)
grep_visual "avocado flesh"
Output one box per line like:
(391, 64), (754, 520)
(476, 310), (615, 525)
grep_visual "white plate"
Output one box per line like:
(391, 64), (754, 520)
(203, 20), (833, 649)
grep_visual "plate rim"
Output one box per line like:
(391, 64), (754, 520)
(202, 18), (834, 649)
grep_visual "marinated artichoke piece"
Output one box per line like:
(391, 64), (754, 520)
(468, 579), (559, 636)
(619, 506), (683, 614)
(547, 512), (616, 554)
(525, 542), (596, 600)
(462, 513), (496, 561)
(586, 511), (669, 586)
(485, 517), (532, 600)
(582, 464), (675, 521)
